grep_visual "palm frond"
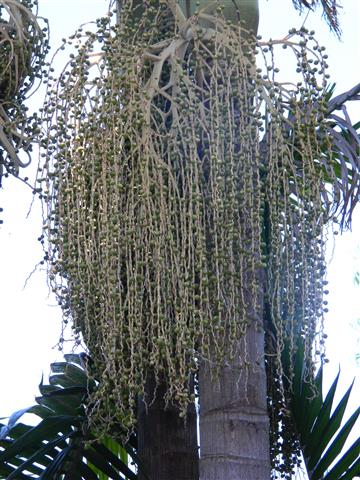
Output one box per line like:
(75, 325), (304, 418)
(278, 82), (360, 229)
(0, 354), (138, 479)
(286, 341), (360, 480)
(292, 0), (341, 37)
(320, 83), (360, 229)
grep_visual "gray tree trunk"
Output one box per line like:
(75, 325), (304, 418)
(137, 375), (199, 480)
(199, 324), (271, 479)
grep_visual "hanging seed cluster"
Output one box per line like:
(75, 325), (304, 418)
(0, 0), (48, 181)
(41, 0), (334, 459)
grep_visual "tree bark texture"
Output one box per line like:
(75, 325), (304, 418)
(137, 375), (199, 480)
(199, 323), (271, 480)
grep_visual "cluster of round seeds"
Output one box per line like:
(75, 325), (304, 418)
(0, 0), (49, 182)
(41, 1), (335, 472)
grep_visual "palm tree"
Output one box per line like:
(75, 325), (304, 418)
(1, 1), (359, 479)
(40, 2), (360, 479)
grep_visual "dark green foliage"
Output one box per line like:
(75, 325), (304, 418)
(0, 354), (138, 479)
(278, 338), (360, 480)
(293, 365), (359, 479)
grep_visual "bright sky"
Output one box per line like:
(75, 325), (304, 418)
(0, 0), (359, 445)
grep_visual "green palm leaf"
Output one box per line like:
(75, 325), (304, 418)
(0, 354), (138, 479)
(286, 343), (360, 480)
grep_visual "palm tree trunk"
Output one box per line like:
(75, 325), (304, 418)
(199, 323), (271, 479)
(196, 2), (270, 477)
(137, 374), (199, 480)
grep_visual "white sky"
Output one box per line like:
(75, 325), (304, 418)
(0, 0), (359, 446)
